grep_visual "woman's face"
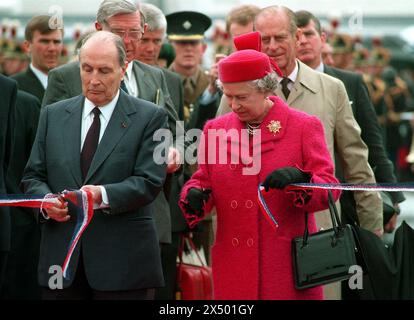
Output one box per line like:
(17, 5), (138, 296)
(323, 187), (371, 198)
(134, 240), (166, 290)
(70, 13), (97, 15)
(222, 81), (270, 123)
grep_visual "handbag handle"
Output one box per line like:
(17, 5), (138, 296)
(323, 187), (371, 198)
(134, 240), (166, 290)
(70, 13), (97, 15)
(302, 190), (341, 247)
(177, 234), (207, 267)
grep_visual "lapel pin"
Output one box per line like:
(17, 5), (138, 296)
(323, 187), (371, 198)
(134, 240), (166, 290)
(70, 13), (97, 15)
(267, 120), (282, 135)
(121, 122), (127, 128)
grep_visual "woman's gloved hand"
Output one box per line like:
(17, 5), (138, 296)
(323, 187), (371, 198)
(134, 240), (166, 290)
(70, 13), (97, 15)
(262, 167), (311, 191)
(184, 188), (212, 216)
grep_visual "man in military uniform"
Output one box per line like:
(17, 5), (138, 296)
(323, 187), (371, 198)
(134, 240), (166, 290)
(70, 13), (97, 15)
(330, 33), (354, 70)
(166, 11), (215, 267)
(166, 11), (212, 127)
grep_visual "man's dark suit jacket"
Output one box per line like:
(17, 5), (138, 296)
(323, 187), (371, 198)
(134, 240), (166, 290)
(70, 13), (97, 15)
(42, 60), (184, 245)
(0, 75), (17, 253)
(22, 91), (168, 290)
(324, 65), (405, 223)
(3, 90), (40, 299)
(11, 67), (45, 102)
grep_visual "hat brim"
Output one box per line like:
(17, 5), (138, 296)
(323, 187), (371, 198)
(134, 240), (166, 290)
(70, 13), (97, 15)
(168, 35), (204, 41)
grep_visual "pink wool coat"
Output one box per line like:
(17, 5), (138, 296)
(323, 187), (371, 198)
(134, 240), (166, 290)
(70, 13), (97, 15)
(180, 96), (340, 300)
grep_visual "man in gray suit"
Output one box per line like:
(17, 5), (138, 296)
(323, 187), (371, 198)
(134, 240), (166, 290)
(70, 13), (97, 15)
(22, 31), (168, 300)
(42, 0), (183, 268)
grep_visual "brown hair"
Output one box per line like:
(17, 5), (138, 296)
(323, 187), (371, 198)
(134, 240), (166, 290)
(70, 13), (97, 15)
(295, 10), (322, 35)
(226, 4), (261, 33)
(24, 15), (64, 42)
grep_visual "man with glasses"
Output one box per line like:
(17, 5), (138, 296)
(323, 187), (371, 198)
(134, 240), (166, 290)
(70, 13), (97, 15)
(43, 1), (183, 174)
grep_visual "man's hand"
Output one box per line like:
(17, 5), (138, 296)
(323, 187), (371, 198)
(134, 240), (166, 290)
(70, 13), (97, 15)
(207, 54), (226, 95)
(45, 197), (70, 222)
(81, 185), (103, 206)
(384, 213), (398, 233)
(167, 147), (182, 174)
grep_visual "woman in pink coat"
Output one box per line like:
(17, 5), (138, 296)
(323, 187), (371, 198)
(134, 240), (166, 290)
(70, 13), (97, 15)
(179, 50), (340, 300)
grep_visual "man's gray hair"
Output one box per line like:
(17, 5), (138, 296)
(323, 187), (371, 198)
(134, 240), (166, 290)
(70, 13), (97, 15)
(255, 6), (298, 36)
(217, 72), (279, 94)
(96, 0), (145, 29)
(79, 31), (127, 67)
(140, 3), (167, 33)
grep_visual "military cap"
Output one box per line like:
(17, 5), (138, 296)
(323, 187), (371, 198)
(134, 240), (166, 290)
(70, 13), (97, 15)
(370, 47), (390, 67)
(330, 33), (354, 54)
(353, 47), (370, 67)
(166, 11), (212, 41)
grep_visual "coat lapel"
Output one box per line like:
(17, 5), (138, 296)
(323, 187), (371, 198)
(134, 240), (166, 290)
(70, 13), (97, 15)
(133, 61), (156, 102)
(63, 96), (84, 187)
(84, 92), (135, 184)
(287, 61), (318, 106)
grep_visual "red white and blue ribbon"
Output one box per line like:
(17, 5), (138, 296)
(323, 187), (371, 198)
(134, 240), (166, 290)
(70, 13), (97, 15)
(258, 182), (414, 230)
(60, 190), (94, 279)
(257, 186), (279, 230)
(0, 194), (60, 209)
(0, 190), (94, 280)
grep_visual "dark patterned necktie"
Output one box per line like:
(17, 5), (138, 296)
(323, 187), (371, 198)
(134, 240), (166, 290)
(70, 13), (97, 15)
(120, 80), (129, 94)
(281, 77), (291, 99)
(81, 107), (101, 179)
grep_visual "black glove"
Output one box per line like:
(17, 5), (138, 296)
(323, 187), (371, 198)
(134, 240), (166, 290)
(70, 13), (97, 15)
(262, 167), (310, 191)
(184, 188), (212, 216)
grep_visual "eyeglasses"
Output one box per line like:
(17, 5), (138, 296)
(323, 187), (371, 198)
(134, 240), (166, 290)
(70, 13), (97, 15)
(110, 28), (143, 41)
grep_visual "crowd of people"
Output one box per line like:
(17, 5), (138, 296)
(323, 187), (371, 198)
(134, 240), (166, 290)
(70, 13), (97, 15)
(0, 0), (412, 300)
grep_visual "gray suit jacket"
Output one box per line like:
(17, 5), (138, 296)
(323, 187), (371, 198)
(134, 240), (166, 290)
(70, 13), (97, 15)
(216, 61), (382, 232)
(42, 60), (183, 244)
(22, 91), (168, 290)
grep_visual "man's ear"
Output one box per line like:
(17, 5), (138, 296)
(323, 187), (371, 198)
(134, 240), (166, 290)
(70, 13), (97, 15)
(295, 28), (303, 47)
(95, 21), (103, 31)
(23, 40), (31, 54)
(321, 31), (327, 45)
(202, 42), (208, 54)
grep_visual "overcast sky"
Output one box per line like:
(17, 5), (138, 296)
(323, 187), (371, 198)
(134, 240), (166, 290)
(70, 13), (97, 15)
(1, 0), (414, 16)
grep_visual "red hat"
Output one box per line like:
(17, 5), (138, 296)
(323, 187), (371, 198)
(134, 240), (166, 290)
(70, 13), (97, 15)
(218, 49), (272, 83)
(233, 31), (283, 77)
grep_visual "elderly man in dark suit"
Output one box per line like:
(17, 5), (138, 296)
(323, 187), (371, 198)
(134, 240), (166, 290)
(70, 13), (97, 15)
(42, 0), (183, 279)
(295, 10), (405, 233)
(22, 31), (168, 300)
(0, 74), (16, 292)
(11, 15), (63, 101)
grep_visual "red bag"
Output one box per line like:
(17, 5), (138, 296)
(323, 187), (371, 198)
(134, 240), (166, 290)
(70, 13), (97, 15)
(176, 235), (214, 300)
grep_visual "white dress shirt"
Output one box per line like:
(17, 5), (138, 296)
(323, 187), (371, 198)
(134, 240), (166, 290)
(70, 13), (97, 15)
(315, 61), (325, 73)
(277, 60), (299, 91)
(124, 61), (138, 97)
(81, 90), (120, 208)
(30, 63), (48, 89)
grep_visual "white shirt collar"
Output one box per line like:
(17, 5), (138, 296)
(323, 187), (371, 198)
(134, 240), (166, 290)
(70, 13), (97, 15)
(30, 63), (48, 89)
(315, 61), (325, 73)
(83, 89), (120, 122)
(277, 60), (299, 83)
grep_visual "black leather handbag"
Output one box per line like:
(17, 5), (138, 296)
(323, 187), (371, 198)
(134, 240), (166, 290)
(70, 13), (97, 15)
(292, 190), (360, 289)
